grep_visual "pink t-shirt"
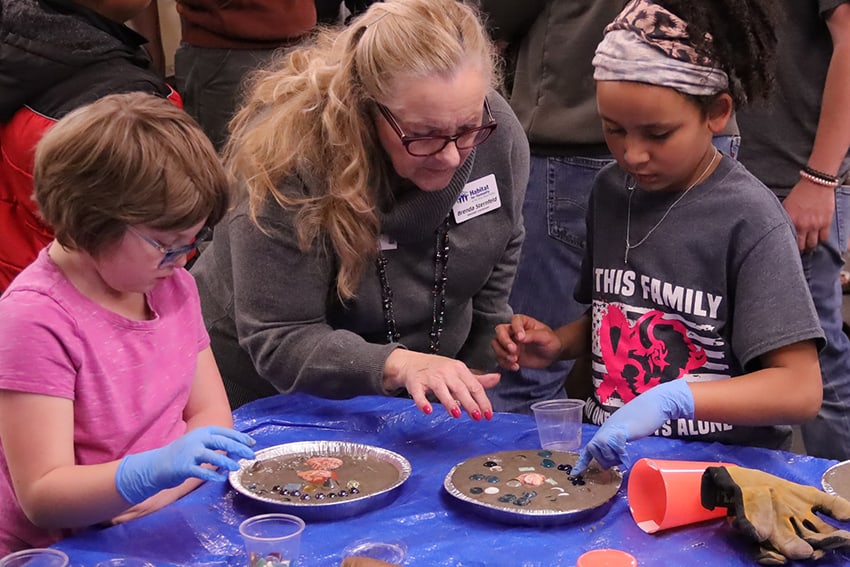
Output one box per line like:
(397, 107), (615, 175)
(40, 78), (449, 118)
(0, 247), (210, 553)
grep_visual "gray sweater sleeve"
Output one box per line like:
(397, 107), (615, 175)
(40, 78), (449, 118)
(228, 207), (398, 398)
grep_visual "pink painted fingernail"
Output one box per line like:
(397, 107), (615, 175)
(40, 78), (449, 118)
(423, 404), (433, 415)
(484, 409), (493, 420)
(471, 409), (482, 421)
(451, 407), (462, 418)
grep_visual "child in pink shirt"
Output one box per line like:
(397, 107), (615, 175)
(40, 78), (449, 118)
(0, 92), (255, 554)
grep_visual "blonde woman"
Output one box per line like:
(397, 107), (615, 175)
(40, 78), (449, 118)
(192, 0), (530, 419)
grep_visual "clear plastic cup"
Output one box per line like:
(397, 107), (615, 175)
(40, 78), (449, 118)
(0, 549), (69, 567)
(530, 399), (585, 451)
(239, 513), (305, 567)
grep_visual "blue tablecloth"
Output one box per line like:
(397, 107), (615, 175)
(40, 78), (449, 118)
(53, 394), (850, 566)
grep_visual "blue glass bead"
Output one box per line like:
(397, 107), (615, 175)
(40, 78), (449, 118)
(469, 474), (485, 481)
(537, 450), (553, 458)
(486, 476), (500, 484)
(541, 459), (556, 468)
(470, 487), (484, 495)
(483, 461), (498, 468)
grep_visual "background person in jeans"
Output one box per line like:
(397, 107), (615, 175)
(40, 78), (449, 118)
(736, 0), (850, 460)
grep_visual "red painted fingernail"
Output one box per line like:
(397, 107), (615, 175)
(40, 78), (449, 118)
(423, 404), (433, 415)
(472, 410), (482, 421)
(484, 409), (493, 420)
(451, 407), (462, 418)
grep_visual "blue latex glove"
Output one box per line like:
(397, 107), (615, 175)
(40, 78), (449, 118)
(116, 426), (256, 504)
(572, 379), (695, 476)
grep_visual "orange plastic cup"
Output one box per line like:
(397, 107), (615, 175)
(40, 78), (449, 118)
(627, 458), (732, 533)
(577, 549), (637, 566)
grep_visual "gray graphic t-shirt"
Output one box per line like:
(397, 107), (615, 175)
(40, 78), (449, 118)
(576, 158), (824, 450)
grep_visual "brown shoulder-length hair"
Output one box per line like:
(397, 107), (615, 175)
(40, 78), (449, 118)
(225, 0), (500, 299)
(34, 92), (231, 256)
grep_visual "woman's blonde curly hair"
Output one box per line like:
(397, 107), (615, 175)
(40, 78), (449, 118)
(224, 0), (499, 299)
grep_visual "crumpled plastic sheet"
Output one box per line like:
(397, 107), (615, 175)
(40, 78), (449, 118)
(53, 393), (850, 566)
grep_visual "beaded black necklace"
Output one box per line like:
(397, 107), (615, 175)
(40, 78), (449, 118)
(376, 216), (450, 354)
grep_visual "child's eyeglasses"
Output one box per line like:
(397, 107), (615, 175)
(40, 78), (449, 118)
(376, 99), (498, 157)
(127, 225), (212, 268)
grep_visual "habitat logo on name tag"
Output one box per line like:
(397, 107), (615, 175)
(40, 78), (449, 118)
(452, 174), (501, 224)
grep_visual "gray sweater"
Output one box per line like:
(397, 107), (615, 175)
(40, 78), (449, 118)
(192, 92), (530, 407)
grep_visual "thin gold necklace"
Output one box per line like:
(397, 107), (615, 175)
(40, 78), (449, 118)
(624, 148), (719, 263)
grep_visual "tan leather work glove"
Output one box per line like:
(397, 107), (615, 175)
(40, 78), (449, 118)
(701, 466), (850, 564)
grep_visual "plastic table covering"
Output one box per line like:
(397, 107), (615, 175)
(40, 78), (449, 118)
(53, 393), (850, 566)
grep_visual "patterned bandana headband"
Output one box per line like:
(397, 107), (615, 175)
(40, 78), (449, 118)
(592, 0), (729, 96)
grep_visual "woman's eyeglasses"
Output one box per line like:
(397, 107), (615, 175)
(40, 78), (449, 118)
(127, 225), (212, 268)
(377, 99), (498, 157)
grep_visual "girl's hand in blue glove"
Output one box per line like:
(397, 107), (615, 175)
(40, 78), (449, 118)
(572, 379), (695, 476)
(115, 426), (256, 504)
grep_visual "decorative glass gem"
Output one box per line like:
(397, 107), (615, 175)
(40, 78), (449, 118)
(483, 461), (498, 468)
(469, 474), (486, 481)
(470, 487), (484, 495)
(498, 494), (517, 503)
(537, 450), (553, 458)
(541, 459), (556, 468)
(485, 476), (500, 484)
(506, 480), (522, 488)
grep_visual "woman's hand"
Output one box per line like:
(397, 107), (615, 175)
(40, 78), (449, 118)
(383, 350), (498, 420)
(492, 314), (563, 371)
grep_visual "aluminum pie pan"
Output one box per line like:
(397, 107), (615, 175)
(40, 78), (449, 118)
(443, 449), (622, 526)
(821, 459), (850, 499)
(229, 441), (411, 521)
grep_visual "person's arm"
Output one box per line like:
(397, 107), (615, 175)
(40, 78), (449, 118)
(691, 340), (822, 425)
(782, 3), (850, 251)
(109, 347), (236, 524)
(228, 206), (398, 399)
(0, 391), (130, 528)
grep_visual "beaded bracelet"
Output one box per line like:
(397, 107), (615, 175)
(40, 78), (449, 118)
(800, 169), (839, 188)
(803, 165), (840, 184)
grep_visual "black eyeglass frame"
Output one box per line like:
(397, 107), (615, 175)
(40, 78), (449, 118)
(376, 99), (498, 157)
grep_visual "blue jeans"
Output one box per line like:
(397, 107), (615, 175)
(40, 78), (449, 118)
(798, 185), (850, 460)
(491, 153), (613, 414)
(491, 136), (739, 415)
